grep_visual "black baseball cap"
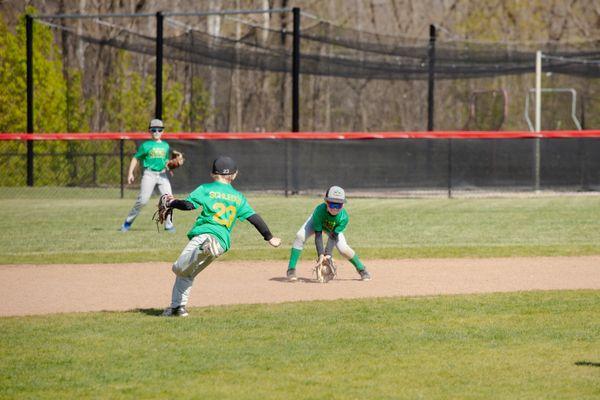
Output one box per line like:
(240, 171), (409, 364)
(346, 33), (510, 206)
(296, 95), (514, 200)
(212, 156), (237, 175)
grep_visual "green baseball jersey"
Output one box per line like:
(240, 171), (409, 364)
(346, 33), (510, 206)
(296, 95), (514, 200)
(185, 181), (255, 251)
(312, 203), (349, 233)
(134, 140), (170, 171)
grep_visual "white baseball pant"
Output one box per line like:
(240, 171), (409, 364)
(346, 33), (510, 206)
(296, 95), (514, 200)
(169, 234), (225, 308)
(124, 169), (173, 229)
(292, 216), (355, 259)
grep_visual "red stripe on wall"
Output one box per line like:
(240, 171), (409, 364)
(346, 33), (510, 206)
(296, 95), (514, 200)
(1, 130), (600, 140)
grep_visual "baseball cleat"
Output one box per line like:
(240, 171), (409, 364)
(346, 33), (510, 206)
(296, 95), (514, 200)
(287, 269), (298, 282)
(359, 269), (371, 281)
(162, 306), (188, 317)
(165, 226), (176, 233)
(119, 222), (131, 232)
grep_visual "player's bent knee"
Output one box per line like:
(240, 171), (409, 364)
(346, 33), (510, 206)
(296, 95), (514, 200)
(173, 259), (207, 278)
(292, 235), (306, 249)
(172, 249), (200, 277)
(338, 246), (355, 260)
(172, 262), (187, 277)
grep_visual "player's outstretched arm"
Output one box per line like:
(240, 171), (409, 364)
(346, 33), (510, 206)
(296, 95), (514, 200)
(247, 214), (281, 247)
(324, 232), (338, 255)
(153, 194), (192, 228)
(314, 230), (325, 259)
(167, 197), (196, 211)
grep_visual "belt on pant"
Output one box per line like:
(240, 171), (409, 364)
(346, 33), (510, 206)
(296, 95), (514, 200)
(144, 168), (167, 174)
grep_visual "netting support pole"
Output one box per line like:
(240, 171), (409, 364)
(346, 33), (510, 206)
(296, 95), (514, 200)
(286, 7), (301, 196)
(26, 15), (34, 187)
(155, 12), (164, 120)
(292, 7), (300, 132)
(534, 50), (542, 192)
(427, 25), (436, 131)
(427, 25), (437, 190)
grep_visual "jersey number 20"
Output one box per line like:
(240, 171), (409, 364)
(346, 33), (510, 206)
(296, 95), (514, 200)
(212, 203), (237, 228)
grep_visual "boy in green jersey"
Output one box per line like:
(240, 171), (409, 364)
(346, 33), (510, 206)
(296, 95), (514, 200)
(120, 119), (176, 232)
(286, 186), (371, 282)
(161, 156), (282, 317)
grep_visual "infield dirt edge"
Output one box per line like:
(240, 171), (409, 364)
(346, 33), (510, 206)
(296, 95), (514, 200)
(1, 256), (599, 316)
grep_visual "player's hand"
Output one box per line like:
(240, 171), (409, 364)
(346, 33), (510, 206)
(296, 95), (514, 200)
(127, 173), (135, 184)
(268, 237), (282, 247)
(317, 254), (325, 264)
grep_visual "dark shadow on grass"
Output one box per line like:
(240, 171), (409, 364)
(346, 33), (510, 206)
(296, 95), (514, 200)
(135, 308), (164, 316)
(575, 361), (600, 367)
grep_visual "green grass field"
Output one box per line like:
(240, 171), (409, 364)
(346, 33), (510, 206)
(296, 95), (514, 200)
(1, 191), (599, 399)
(1, 291), (598, 399)
(1, 193), (599, 264)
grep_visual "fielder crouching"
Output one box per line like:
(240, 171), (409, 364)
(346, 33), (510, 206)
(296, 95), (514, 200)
(286, 186), (371, 282)
(161, 156), (281, 317)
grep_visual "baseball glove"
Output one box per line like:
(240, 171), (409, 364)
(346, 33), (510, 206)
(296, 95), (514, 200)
(152, 194), (174, 232)
(166, 150), (185, 170)
(314, 255), (337, 283)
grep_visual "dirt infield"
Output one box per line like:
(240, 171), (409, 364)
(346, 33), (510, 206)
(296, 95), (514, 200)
(1, 256), (599, 317)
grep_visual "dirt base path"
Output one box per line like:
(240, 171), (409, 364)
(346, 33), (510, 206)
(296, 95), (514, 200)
(1, 256), (599, 317)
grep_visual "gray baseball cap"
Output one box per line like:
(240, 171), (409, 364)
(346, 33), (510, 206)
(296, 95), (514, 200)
(325, 186), (346, 203)
(149, 119), (164, 129)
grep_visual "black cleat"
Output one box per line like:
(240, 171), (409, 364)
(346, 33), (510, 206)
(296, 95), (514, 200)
(287, 269), (298, 282)
(359, 269), (371, 281)
(162, 306), (189, 317)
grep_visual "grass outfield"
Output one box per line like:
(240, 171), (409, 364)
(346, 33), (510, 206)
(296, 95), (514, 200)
(0, 291), (598, 399)
(1, 194), (599, 264)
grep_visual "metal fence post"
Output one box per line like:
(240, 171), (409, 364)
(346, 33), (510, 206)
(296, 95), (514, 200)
(155, 11), (163, 119)
(534, 50), (542, 192)
(292, 7), (300, 132)
(291, 7), (301, 194)
(285, 7), (301, 196)
(26, 14), (34, 186)
(427, 25), (436, 132)
(120, 139), (124, 199)
(427, 25), (437, 194)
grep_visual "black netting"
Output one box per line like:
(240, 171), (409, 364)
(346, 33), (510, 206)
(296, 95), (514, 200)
(165, 138), (600, 193)
(161, 20), (600, 79)
(1, 137), (598, 197)
(31, 13), (598, 134)
(51, 18), (600, 79)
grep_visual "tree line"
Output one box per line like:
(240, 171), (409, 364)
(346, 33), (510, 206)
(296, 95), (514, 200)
(0, 8), (211, 187)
